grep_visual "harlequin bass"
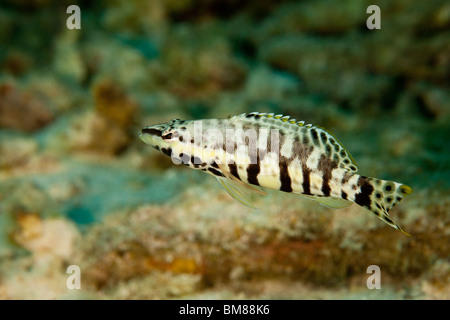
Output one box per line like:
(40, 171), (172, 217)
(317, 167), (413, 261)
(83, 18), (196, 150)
(139, 112), (413, 236)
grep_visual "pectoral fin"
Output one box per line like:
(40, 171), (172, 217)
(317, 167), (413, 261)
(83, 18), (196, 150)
(216, 177), (257, 208)
(215, 162), (267, 208)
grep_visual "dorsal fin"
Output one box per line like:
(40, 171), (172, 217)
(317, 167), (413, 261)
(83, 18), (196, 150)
(235, 112), (358, 172)
(316, 125), (358, 171)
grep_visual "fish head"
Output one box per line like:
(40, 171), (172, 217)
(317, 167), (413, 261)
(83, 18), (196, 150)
(139, 119), (180, 147)
(139, 119), (197, 159)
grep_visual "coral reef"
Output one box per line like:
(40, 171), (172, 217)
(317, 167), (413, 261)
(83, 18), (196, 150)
(67, 79), (138, 156)
(0, 83), (54, 132)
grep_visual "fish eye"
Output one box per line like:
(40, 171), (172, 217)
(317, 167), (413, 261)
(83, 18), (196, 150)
(162, 133), (173, 140)
(162, 131), (178, 141)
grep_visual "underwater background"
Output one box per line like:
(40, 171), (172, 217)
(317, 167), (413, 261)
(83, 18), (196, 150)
(0, 0), (449, 299)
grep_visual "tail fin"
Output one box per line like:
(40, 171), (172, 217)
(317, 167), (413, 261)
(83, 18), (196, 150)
(362, 177), (413, 236)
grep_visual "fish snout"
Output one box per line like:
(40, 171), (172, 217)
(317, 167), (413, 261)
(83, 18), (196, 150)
(140, 127), (163, 137)
(139, 126), (164, 145)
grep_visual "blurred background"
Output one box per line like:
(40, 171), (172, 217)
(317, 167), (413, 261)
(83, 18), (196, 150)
(0, 0), (448, 299)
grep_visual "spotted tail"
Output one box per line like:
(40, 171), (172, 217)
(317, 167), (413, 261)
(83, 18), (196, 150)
(356, 176), (413, 236)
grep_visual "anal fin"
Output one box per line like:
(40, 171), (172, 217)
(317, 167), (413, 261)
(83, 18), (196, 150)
(298, 194), (352, 209)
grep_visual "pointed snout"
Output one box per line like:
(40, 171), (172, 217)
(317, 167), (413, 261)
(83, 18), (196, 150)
(140, 127), (163, 137)
(139, 126), (163, 145)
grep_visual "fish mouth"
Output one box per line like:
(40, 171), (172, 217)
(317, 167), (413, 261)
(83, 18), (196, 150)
(139, 127), (163, 145)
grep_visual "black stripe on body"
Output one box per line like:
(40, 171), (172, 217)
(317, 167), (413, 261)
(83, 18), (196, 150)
(318, 154), (338, 197)
(289, 134), (314, 194)
(302, 164), (312, 195)
(321, 180), (331, 196)
(277, 134), (293, 192)
(341, 191), (348, 199)
(279, 158), (292, 192)
(245, 123), (263, 186)
(241, 123), (260, 165)
(247, 163), (260, 186)
(354, 176), (374, 208)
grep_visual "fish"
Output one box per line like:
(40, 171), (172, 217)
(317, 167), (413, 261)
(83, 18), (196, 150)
(139, 112), (413, 236)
